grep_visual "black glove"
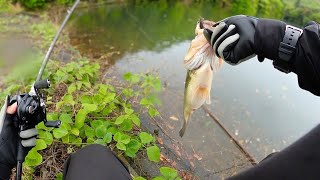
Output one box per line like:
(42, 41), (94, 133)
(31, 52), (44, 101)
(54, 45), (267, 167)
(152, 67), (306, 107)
(204, 15), (286, 65)
(0, 96), (38, 179)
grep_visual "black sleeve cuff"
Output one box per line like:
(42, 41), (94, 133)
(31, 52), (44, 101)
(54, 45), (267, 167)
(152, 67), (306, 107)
(254, 19), (286, 61)
(0, 163), (12, 180)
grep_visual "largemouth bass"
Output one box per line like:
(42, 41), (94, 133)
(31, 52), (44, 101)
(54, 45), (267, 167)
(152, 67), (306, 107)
(179, 19), (223, 137)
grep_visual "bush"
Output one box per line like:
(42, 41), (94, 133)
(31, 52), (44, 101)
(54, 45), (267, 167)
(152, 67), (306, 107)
(18, 0), (47, 9)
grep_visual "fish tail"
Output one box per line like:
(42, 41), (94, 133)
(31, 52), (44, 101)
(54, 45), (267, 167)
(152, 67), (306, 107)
(180, 108), (191, 137)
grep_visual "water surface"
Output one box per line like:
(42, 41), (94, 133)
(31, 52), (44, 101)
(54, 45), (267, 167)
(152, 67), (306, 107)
(68, 1), (320, 178)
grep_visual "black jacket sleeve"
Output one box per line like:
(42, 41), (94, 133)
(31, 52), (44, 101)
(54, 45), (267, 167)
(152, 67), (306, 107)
(254, 19), (320, 96)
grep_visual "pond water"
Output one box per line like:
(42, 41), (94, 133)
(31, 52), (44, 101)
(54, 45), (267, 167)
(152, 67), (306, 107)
(67, 1), (320, 179)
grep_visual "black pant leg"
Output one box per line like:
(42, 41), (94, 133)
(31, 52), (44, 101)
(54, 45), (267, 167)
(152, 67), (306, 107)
(63, 144), (132, 180)
(228, 124), (320, 180)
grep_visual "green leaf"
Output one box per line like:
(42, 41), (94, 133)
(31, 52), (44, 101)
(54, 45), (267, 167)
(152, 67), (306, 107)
(62, 134), (70, 143)
(81, 95), (92, 104)
(139, 132), (154, 144)
(125, 140), (141, 157)
(114, 115), (125, 125)
(107, 127), (119, 135)
(90, 120), (103, 129)
(148, 108), (160, 117)
(125, 108), (134, 115)
(35, 139), (47, 150)
(131, 114), (140, 127)
(82, 103), (97, 112)
(121, 118), (133, 131)
(68, 84), (77, 94)
(104, 93), (116, 103)
(85, 126), (95, 138)
(59, 113), (72, 124)
(147, 146), (160, 162)
(152, 177), (165, 180)
(133, 177), (147, 180)
(55, 172), (63, 180)
(47, 113), (59, 121)
(63, 94), (75, 105)
(103, 132), (112, 144)
(36, 122), (48, 130)
(38, 131), (53, 145)
(74, 137), (82, 147)
(53, 126), (68, 139)
(25, 149), (42, 166)
(95, 125), (107, 138)
(71, 128), (80, 136)
(123, 72), (132, 81)
(75, 109), (88, 129)
(116, 142), (126, 151)
(87, 138), (95, 143)
(114, 132), (131, 144)
(160, 167), (178, 179)
(94, 139), (105, 145)
(140, 98), (150, 106)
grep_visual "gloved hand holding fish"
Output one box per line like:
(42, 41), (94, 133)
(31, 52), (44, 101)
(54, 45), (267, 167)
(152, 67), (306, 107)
(180, 19), (223, 137)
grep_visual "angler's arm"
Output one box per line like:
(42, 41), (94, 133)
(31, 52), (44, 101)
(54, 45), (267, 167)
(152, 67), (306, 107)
(255, 20), (320, 96)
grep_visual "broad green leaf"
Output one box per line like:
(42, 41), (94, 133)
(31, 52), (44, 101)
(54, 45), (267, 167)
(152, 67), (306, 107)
(36, 122), (48, 130)
(114, 115), (125, 125)
(152, 177), (165, 180)
(38, 131), (53, 145)
(147, 146), (160, 162)
(35, 139), (47, 150)
(123, 72), (132, 81)
(71, 128), (80, 136)
(139, 132), (154, 144)
(87, 138), (95, 143)
(68, 84), (77, 94)
(103, 132), (112, 144)
(148, 108), (160, 117)
(133, 177), (147, 180)
(62, 134), (70, 143)
(104, 93), (116, 103)
(160, 167), (178, 179)
(74, 137), (82, 147)
(121, 118), (133, 131)
(55, 172), (63, 180)
(140, 98), (150, 106)
(99, 84), (108, 95)
(85, 126), (95, 138)
(125, 108), (134, 115)
(53, 127), (68, 139)
(90, 120), (103, 129)
(25, 149), (42, 166)
(107, 127), (119, 135)
(116, 142), (126, 151)
(131, 114), (140, 127)
(94, 139), (105, 145)
(59, 114), (73, 123)
(82, 103), (97, 112)
(47, 113), (59, 121)
(81, 95), (92, 104)
(125, 140), (141, 157)
(114, 132), (131, 144)
(95, 125), (107, 138)
(63, 94), (75, 105)
(75, 109), (88, 129)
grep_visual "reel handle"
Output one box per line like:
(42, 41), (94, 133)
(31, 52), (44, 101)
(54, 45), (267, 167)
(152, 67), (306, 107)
(45, 120), (62, 128)
(34, 79), (51, 89)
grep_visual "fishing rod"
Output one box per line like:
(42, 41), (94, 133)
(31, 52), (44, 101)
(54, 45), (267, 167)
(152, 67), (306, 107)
(12, 1), (81, 179)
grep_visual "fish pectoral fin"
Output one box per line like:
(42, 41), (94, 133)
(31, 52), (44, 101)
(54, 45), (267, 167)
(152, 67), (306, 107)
(206, 92), (211, 104)
(191, 87), (209, 108)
